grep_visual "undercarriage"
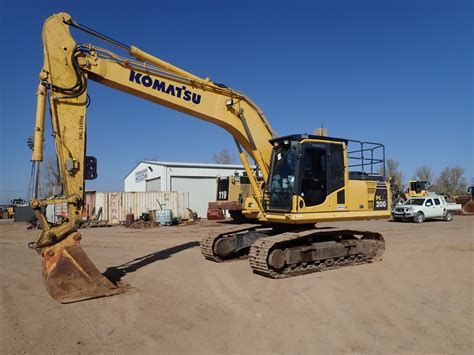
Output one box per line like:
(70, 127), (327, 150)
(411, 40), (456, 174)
(201, 226), (385, 277)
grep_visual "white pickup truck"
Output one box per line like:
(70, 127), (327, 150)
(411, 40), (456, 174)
(392, 195), (461, 223)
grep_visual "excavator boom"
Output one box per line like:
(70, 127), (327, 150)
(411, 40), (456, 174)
(31, 13), (276, 303)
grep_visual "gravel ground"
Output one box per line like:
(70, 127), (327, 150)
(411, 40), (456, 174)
(0, 217), (472, 354)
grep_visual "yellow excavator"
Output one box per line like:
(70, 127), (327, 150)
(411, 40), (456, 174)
(29, 13), (390, 303)
(207, 174), (251, 221)
(392, 180), (431, 206)
(406, 180), (430, 198)
(207, 172), (263, 222)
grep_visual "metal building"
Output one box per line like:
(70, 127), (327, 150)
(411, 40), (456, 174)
(124, 161), (247, 218)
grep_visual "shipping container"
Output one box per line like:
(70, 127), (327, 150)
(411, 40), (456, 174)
(13, 206), (35, 223)
(84, 190), (96, 219)
(95, 191), (189, 224)
(45, 202), (68, 223)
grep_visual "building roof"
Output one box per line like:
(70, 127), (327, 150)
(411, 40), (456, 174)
(142, 160), (247, 169)
(125, 160), (251, 179)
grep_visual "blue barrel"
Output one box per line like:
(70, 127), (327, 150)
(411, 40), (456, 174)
(156, 209), (173, 226)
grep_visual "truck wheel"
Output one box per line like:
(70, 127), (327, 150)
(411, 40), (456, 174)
(444, 211), (453, 222)
(413, 212), (424, 223)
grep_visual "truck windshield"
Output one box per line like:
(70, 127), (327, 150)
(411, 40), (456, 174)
(268, 145), (298, 210)
(405, 199), (425, 206)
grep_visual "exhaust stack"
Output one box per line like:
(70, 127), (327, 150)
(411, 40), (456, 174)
(314, 127), (328, 136)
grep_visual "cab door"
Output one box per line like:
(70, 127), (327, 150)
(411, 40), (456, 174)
(432, 197), (444, 217)
(298, 142), (344, 210)
(423, 198), (436, 218)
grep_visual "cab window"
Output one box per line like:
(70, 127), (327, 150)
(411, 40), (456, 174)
(425, 199), (433, 206)
(300, 146), (327, 206)
(434, 198), (441, 205)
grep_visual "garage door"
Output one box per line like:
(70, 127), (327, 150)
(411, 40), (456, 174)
(171, 177), (216, 218)
(146, 177), (161, 191)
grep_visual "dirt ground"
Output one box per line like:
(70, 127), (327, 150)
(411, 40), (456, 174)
(1, 217), (472, 354)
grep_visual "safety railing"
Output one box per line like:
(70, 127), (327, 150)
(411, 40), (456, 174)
(347, 140), (385, 177)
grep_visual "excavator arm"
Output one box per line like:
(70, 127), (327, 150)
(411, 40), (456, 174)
(30, 12), (276, 303)
(31, 12), (390, 303)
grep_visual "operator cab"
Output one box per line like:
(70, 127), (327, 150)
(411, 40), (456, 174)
(266, 134), (346, 211)
(409, 180), (430, 194)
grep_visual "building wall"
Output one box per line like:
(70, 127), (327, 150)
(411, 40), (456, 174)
(124, 162), (166, 192)
(170, 176), (217, 217)
(124, 161), (247, 217)
(146, 177), (162, 191)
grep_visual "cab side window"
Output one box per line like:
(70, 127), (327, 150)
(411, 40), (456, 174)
(425, 199), (433, 206)
(434, 198), (441, 205)
(328, 143), (345, 194)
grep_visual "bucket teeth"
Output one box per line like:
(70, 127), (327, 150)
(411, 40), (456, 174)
(42, 233), (120, 303)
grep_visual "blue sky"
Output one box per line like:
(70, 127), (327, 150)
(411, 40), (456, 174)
(0, 0), (472, 203)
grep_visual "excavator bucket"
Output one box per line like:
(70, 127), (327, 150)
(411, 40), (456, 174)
(42, 232), (120, 303)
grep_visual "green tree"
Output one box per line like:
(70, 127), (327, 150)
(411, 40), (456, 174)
(414, 165), (433, 182)
(40, 156), (61, 198)
(384, 159), (404, 190)
(212, 149), (233, 164)
(435, 166), (467, 196)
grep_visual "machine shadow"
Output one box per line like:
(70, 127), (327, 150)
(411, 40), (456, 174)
(103, 241), (200, 283)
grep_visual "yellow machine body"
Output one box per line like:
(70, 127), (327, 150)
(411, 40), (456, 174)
(406, 180), (430, 198)
(30, 12), (391, 303)
(210, 174), (265, 221)
(262, 137), (390, 224)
